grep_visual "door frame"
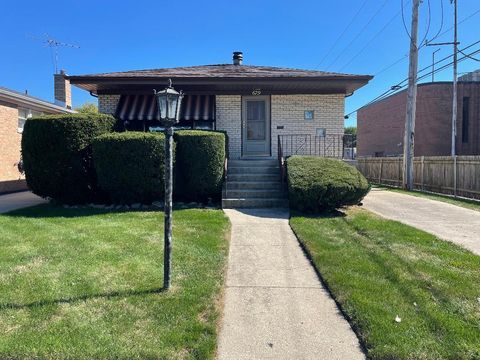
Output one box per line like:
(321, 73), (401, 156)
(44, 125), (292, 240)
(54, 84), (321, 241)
(241, 95), (271, 157)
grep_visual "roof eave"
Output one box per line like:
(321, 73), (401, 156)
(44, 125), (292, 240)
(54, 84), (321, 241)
(67, 75), (373, 82)
(0, 88), (75, 114)
(69, 75), (373, 95)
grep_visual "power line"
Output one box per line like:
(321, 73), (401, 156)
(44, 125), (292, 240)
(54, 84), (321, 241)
(426, 0), (444, 43)
(418, 0), (432, 47)
(339, 1), (410, 72)
(371, 5), (480, 80)
(459, 49), (480, 62)
(401, 0), (412, 40)
(434, 6), (480, 41)
(352, 47), (480, 115)
(375, 54), (409, 77)
(315, 0), (369, 68)
(324, 0), (390, 70)
(345, 43), (480, 117)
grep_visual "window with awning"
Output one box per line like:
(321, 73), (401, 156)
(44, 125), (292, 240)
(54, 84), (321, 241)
(114, 94), (216, 130)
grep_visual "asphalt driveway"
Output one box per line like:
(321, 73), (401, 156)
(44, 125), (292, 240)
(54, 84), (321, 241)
(362, 188), (480, 256)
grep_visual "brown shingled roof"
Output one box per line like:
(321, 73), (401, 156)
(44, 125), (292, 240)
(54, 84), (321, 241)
(69, 64), (369, 79)
(68, 63), (373, 95)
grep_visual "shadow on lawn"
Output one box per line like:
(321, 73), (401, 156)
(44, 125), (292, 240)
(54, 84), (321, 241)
(0, 287), (167, 311)
(290, 209), (347, 219)
(2, 203), (215, 219)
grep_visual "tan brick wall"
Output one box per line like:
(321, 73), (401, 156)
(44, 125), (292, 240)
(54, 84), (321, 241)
(216, 95), (242, 158)
(216, 94), (345, 159)
(0, 103), (23, 184)
(98, 95), (121, 114)
(97, 94), (345, 159)
(271, 94), (345, 156)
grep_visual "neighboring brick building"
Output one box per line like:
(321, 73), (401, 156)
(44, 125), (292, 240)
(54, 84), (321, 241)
(0, 85), (74, 193)
(70, 52), (371, 159)
(357, 81), (480, 157)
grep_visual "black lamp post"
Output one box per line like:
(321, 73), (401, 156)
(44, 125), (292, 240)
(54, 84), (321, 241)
(154, 79), (184, 290)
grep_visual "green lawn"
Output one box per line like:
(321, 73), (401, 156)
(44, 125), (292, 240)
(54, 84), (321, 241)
(290, 208), (480, 360)
(0, 205), (230, 359)
(376, 185), (480, 212)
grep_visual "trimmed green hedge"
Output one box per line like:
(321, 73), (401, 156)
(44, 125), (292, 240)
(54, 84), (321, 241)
(21, 113), (117, 204)
(174, 130), (226, 202)
(92, 132), (169, 204)
(286, 156), (370, 213)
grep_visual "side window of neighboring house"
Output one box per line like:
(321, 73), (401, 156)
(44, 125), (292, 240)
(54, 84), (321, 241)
(18, 108), (42, 134)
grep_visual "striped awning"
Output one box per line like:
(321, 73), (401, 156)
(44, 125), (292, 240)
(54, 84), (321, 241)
(114, 94), (215, 122)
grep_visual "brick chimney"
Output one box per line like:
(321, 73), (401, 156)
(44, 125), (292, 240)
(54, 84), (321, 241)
(54, 70), (72, 109)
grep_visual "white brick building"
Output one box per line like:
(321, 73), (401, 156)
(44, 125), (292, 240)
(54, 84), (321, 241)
(70, 52), (371, 159)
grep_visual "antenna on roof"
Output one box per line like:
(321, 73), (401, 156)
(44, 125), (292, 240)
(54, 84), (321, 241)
(28, 33), (80, 74)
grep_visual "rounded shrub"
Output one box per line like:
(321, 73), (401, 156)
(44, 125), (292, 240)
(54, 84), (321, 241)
(21, 113), (118, 204)
(174, 130), (226, 202)
(92, 132), (169, 204)
(286, 156), (370, 213)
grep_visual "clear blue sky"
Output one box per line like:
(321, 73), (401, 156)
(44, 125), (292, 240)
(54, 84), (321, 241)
(2, 0), (479, 127)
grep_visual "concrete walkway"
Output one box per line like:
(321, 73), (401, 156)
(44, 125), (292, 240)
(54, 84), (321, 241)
(218, 209), (364, 360)
(363, 189), (480, 256)
(0, 191), (47, 214)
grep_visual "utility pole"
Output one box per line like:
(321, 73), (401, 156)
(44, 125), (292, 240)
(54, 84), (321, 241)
(451, 0), (458, 156)
(403, 0), (420, 191)
(426, 0), (459, 157)
(432, 49), (440, 82)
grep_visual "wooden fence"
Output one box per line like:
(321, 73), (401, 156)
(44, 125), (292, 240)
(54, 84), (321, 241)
(357, 156), (480, 200)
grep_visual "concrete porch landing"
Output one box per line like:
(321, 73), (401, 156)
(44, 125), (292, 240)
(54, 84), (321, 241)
(218, 208), (364, 360)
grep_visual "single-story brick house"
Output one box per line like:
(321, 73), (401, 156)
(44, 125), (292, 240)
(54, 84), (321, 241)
(67, 52), (372, 159)
(0, 85), (74, 194)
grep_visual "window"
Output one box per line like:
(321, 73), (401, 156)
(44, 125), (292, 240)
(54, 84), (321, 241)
(316, 128), (326, 137)
(18, 108), (42, 133)
(462, 97), (470, 143)
(17, 109), (29, 134)
(304, 110), (314, 120)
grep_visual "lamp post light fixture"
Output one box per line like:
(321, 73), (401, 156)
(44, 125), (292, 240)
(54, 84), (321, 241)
(154, 79), (184, 290)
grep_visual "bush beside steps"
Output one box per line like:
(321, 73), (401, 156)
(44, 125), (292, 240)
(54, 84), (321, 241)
(286, 156), (370, 213)
(92, 132), (169, 205)
(174, 130), (226, 202)
(22, 114), (227, 206)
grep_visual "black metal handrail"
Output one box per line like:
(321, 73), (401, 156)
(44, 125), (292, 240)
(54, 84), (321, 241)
(278, 134), (355, 159)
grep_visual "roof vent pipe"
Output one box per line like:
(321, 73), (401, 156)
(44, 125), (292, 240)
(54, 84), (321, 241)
(233, 51), (243, 65)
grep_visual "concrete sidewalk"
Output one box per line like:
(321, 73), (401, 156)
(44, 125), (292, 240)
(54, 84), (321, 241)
(363, 189), (480, 256)
(0, 191), (47, 214)
(218, 209), (364, 360)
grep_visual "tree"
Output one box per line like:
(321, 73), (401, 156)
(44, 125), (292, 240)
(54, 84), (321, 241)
(75, 102), (98, 114)
(344, 126), (357, 148)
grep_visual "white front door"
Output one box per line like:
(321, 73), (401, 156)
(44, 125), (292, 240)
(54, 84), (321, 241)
(242, 96), (271, 156)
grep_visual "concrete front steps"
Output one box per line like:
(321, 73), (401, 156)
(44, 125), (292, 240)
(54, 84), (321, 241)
(222, 159), (288, 208)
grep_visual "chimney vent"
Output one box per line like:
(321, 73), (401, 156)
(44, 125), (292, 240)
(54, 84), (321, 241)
(54, 69), (72, 109)
(233, 51), (243, 65)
